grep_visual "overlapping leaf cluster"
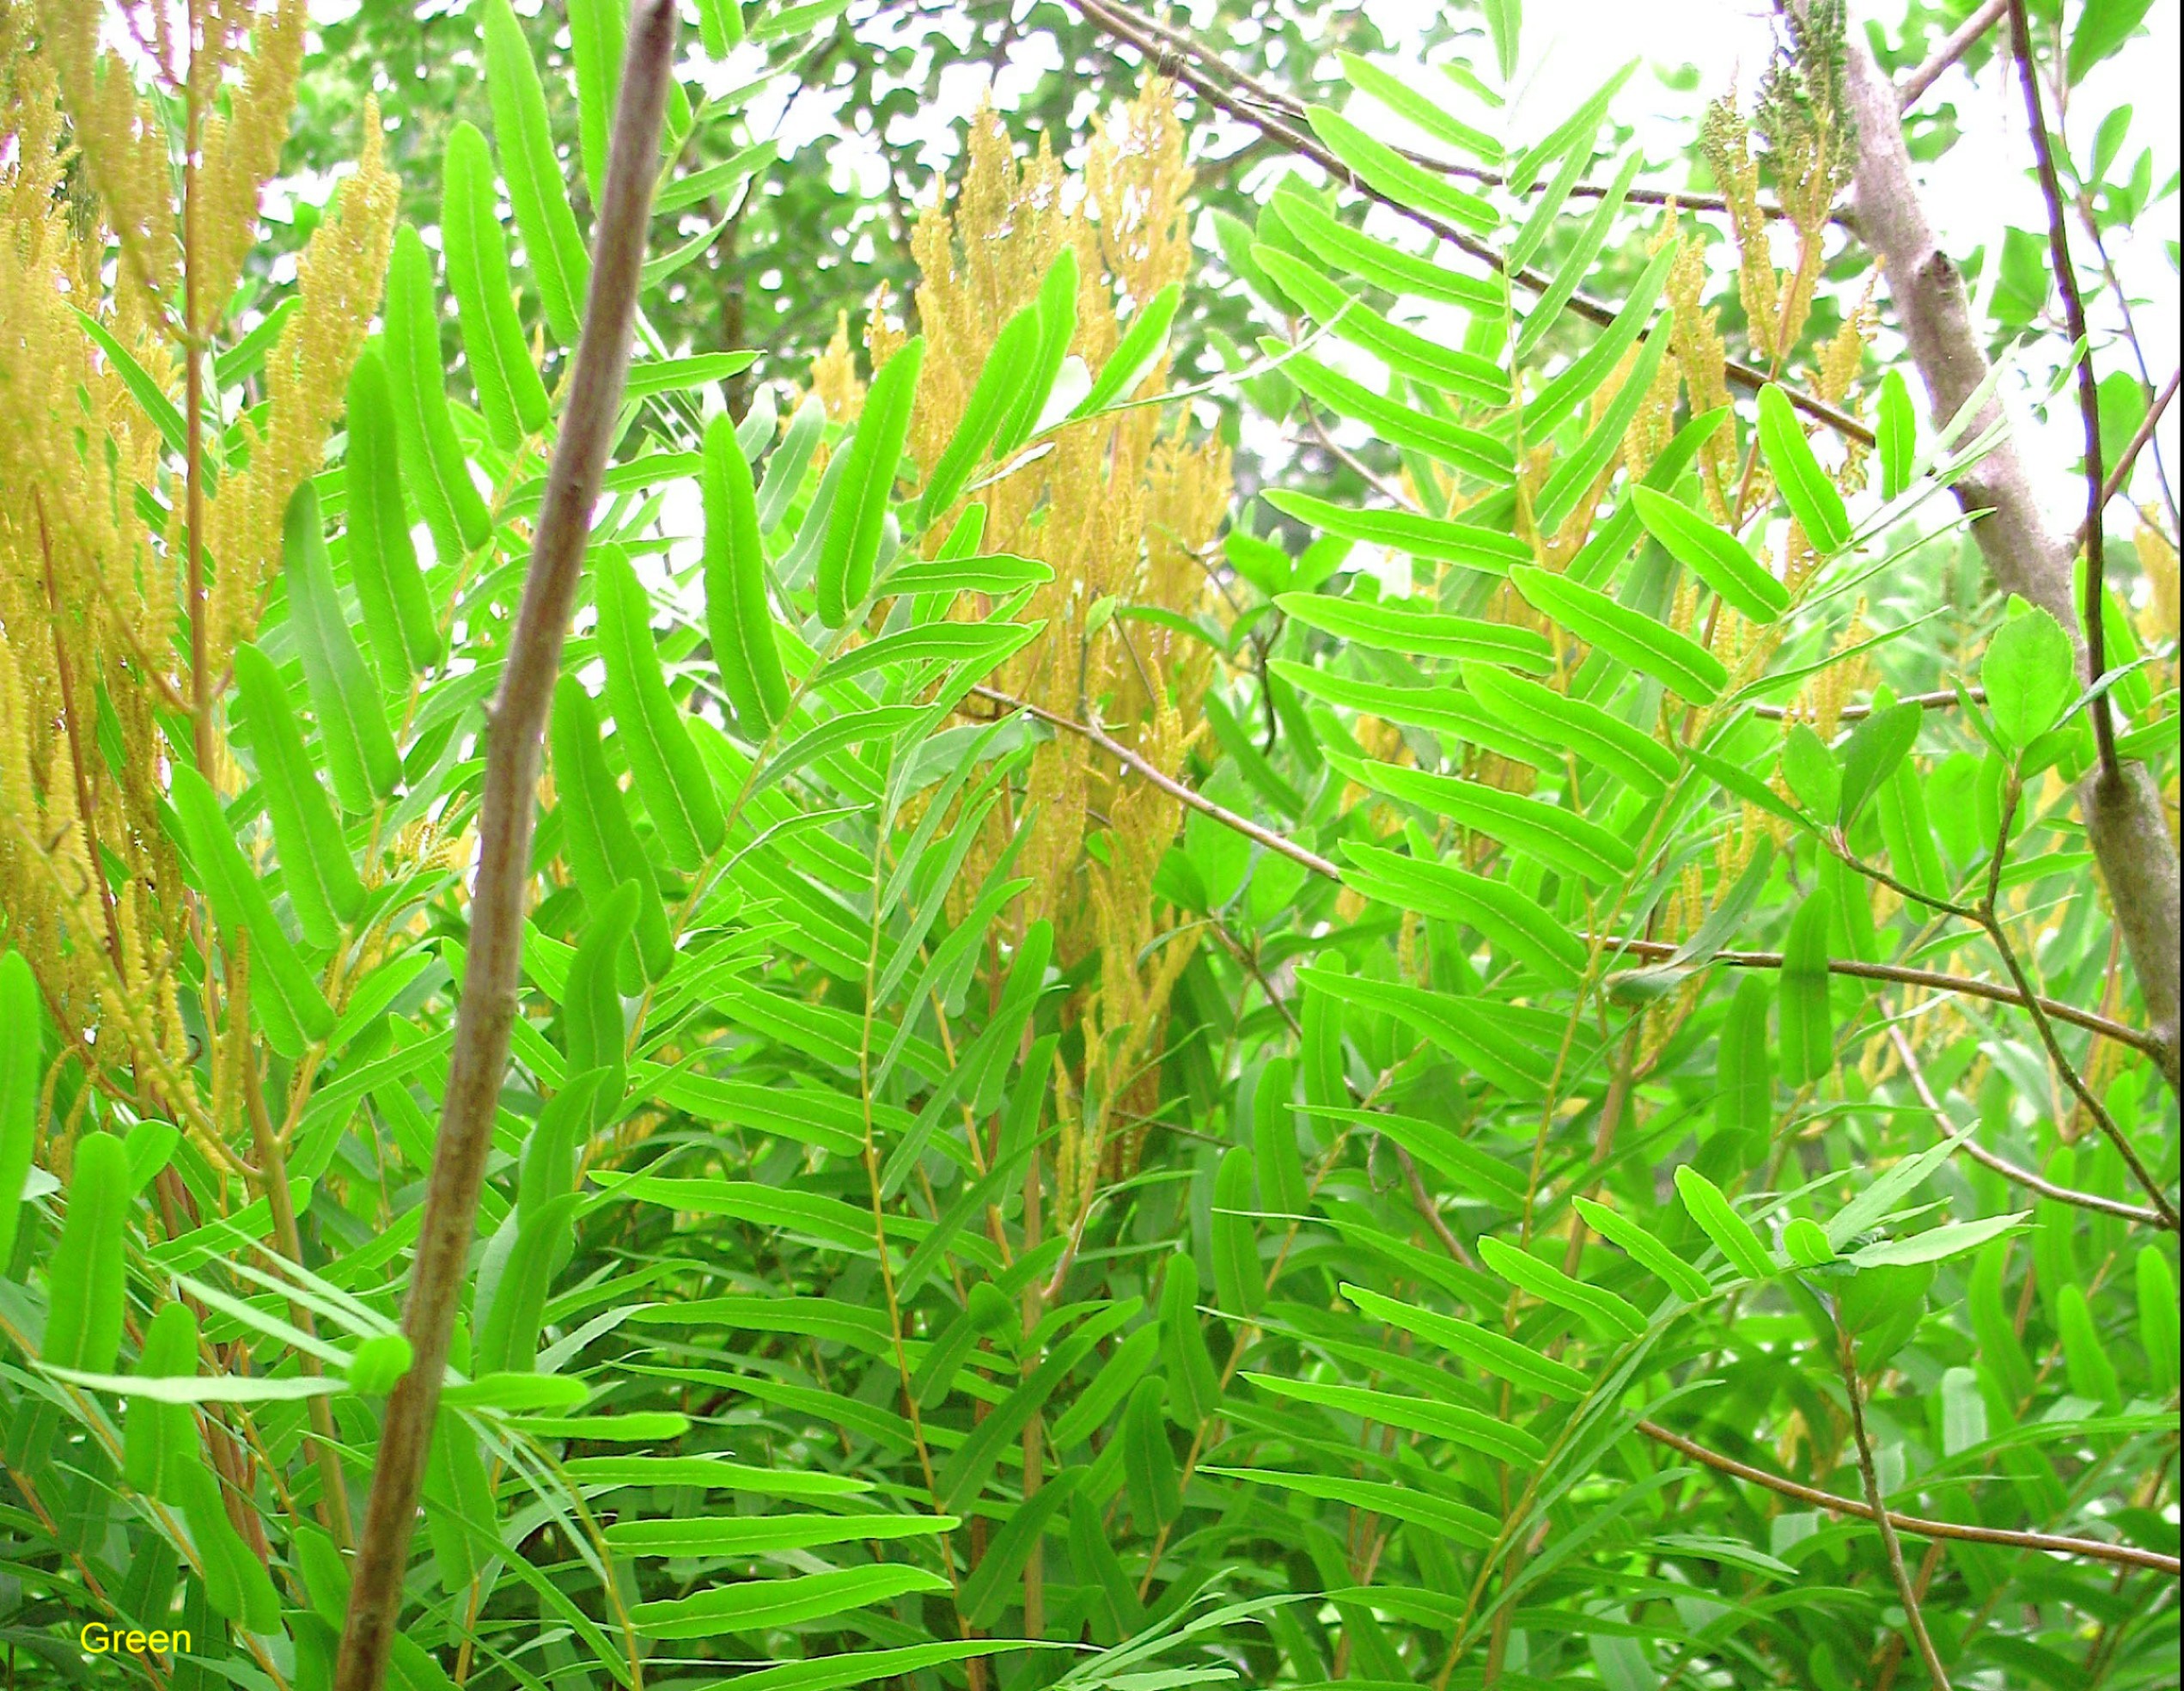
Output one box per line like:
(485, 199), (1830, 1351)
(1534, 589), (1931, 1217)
(0, 1), (2177, 1689)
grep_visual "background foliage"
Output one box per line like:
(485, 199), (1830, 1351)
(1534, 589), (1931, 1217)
(0, 0), (2177, 1688)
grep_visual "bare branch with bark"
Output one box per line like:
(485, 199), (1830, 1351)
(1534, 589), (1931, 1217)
(330, 3), (680, 1687)
(1841, 24), (2181, 1084)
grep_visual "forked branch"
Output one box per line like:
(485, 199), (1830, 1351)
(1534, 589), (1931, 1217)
(329, 3), (679, 1687)
(1842, 19), (2181, 1083)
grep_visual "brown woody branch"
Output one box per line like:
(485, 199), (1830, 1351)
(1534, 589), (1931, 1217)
(1638, 1419), (2181, 1574)
(1889, 1023), (2165, 1226)
(1843, 22), (2181, 1083)
(1070, 0), (1875, 448)
(964, 687), (2164, 1069)
(1835, 1322), (1952, 1689)
(2081, 369), (2179, 547)
(329, 4), (679, 1688)
(1896, 0), (2010, 110)
(2008, 0), (2120, 777)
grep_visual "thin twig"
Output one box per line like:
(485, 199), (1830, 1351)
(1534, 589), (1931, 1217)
(1636, 1420), (2180, 1573)
(1603, 936), (2165, 1062)
(2080, 369), (2180, 547)
(1751, 687), (1982, 721)
(962, 687), (2166, 1066)
(2009, 0), (2119, 777)
(1070, 0), (1875, 447)
(967, 685), (1341, 880)
(1974, 779), (2179, 1227)
(1395, 1141), (1477, 1268)
(1834, 1322), (1954, 1689)
(1888, 1022), (2164, 1225)
(1896, 0), (2010, 110)
(330, 5), (678, 1688)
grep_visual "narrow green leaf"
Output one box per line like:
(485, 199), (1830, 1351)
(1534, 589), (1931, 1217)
(1255, 247), (1509, 406)
(1517, 151), (1643, 360)
(816, 337), (924, 626)
(920, 304), (1038, 527)
(232, 642), (363, 949)
(1571, 1197), (1712, 1303)
(165, 764), (338, 1053)
(1265, 494), (1531, 577)
(1523, 243), (1675, 439)
(997, 247), (1078, 453)
(1211, 1145), (1263, 1316)
(1756, 384), (1850, 554)
(0, 951), (41, 1269)
(1281, 350), (1514, 480)
(1072, 281), (1185, 417)
(548, 676), (674, 985)
(1244, 1376), (1544, 1464)
(284, 483), (402, 811)
(625, 351), (759, 399)
(693, 0), (743, 56)
(1877, 368), (1915, 500)
(1340, 1282), (1590, 1400)
(1337, 757), (1638, 885)
(1205, 1466), (1497, 1548)
(1337, 841), (1587, 984)
(1510, 565), (1727, 703)
(345, 344), (445, 678)
(1278, 664), (1556, 769)
(1123, 1376), (1180, 1529)
(631, 1566), (950, 1639)
(1479, 1235), (1646, 1338)
(1460, 662), (1677, 796)
(1714, 974), (1774, 1157)
(1275, 590), (1549, 661)
(441, 121), (550, 449)
(384, 224), (493, 559)
(1266, 185), (1503, 314)
(1632, 487), (1789, 623)
(482, 0), (589, 344)
(1306, 106), (1498, 231)
(1338, 52), (1501, 162)
(565, 0), (625, 203)
(703, 412), (791, 736)
(2138, 1247), (2179, 1395)
(1533, 326), (1669, 532)
(757, 393), (826, 534)
(595, 546), (725, 866)
(1673, 1165), (1778, 1281)
(73, 308), (186, 459)
(1778, 885), (1833, 1086)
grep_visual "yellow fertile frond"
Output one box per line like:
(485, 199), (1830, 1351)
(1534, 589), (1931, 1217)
(1664, 225), (1734, 517)
(193, 0), (308, 333)
(208, 99), (398, 663)
(1700, 95), (1780, 363)
(33, 0), (179, 316)
(810, 311), (867, 424)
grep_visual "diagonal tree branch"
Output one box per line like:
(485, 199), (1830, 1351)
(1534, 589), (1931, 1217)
(1070, 0), (1875, 446)
(1841, 23), (2181, 1086)
(2081, 369), (2179, 547)
(963, 687), (2169, 1074)
(2007, 0), (2120, 777)
(1637, 1419), (2181, 1574)
(1895, 0), (2010, 110)
(330, 3), (680, 1688)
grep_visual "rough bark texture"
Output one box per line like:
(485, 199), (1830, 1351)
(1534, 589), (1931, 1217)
(329, 3), (679, 1688)
(1844, 34), (2181, 1085)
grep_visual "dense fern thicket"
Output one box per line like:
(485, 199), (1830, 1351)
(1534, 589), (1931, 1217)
(0, 0), (2177, 1688)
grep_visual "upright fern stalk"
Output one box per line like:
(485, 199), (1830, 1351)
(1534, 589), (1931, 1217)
(331, 3), (680, 1684)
